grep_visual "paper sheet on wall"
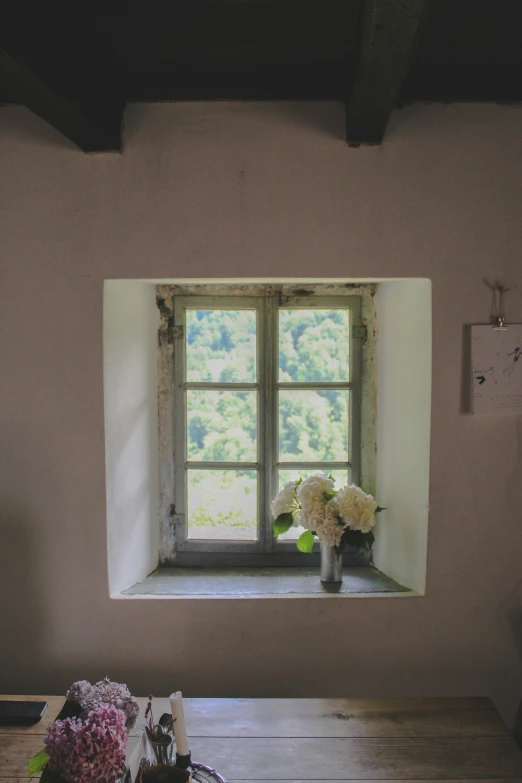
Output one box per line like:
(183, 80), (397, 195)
(471, 324), (522, 414)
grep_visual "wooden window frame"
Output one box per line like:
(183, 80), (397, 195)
(157, 284), (375, 568)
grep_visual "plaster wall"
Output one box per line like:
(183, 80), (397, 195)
(104, 280), (159, 595)
(373, 279), (432, 593)
(1, 102), (522, 724)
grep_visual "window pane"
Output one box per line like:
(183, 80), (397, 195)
(278, 390), (349, 462)
(187, 470), (258, 541)
(279, 309), (350, 382)
(187, 390), (257, 462)
(186, 309), (257, 382)
(276, 469), (350, 540)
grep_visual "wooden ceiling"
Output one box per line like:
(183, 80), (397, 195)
(1, 0), (521, 151)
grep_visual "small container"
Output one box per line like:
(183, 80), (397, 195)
(320, 543), (343, 583)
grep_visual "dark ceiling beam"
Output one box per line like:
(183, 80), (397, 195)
(0, 47), (123, 152)
(127, 63), (349, 101)
(346, 0), (431, 145)
(401, 64), (522, 103)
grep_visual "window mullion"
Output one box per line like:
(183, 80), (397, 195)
(277, 381), (352, 390)
(173, 297), (188, 552)
(185, 382), (258, 390)
(277, 462), (352, 470)
(261, 296), (277, 553)
(185, 461), (259, 470)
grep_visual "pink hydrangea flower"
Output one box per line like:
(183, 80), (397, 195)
(66, 678), (140, 729)
(45, 703), (126, 783)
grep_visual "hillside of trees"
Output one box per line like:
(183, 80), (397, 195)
(185, 308), (350, 539)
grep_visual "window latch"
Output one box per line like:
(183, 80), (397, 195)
(169, 505), (185, 528)
(352, 324), (367, 342)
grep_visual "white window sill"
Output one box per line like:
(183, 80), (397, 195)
(119, 566), (413, 599)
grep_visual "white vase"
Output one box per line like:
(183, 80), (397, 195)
(320, 543), (343, 583)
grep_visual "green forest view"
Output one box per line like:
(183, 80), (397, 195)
(186, 307), (351, 540)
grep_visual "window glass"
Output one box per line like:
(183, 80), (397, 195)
(279, 309), (350, 382)
(186, 309), (257, 382)
(187, 469), (258, 541)
(187, 390), (257, 462)
(278, 390), (349, 462)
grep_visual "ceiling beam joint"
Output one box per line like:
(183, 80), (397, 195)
(0, 47), (123, 152)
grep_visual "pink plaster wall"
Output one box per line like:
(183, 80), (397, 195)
(1, 102), (522, 724)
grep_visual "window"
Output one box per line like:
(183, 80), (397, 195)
(158, 285), (374, 568)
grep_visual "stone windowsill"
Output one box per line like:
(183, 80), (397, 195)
(121, 566), (412, 599)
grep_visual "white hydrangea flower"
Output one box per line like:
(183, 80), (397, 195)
(297, 474), (336, 537)
(271, 480), (299, 519)
(315, 499), (345, 547)
(300, 498), (324, 532)
(297, 474), (334, 509)
(336, 484), (377, 533)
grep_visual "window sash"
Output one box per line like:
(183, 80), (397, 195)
(172, 292), (363, 561)
(173, 295), (266, 554)
(271, 295), (361, 555)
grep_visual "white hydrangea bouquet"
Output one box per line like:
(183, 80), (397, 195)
(272, 473), (384, 556)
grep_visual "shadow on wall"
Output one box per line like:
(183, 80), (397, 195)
(0, 508), (47, 692)
(0, 106), (75, 151)
(460, 325), (472, 414)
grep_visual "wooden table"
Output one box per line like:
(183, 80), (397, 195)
(2, 695), (522, 781)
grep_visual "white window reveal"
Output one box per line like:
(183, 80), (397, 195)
(157, 284), (376, 568)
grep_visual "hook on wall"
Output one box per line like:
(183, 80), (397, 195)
(484, 278), (510, 330)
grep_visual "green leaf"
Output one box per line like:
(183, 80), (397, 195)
(28, 749), (49, 777)
(296, 530), (315, 553)
(375, 506), (386, 513)
(295, 477), (303, 487)
(322, 490), (337, 502)
(273, 512), (294, 536)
